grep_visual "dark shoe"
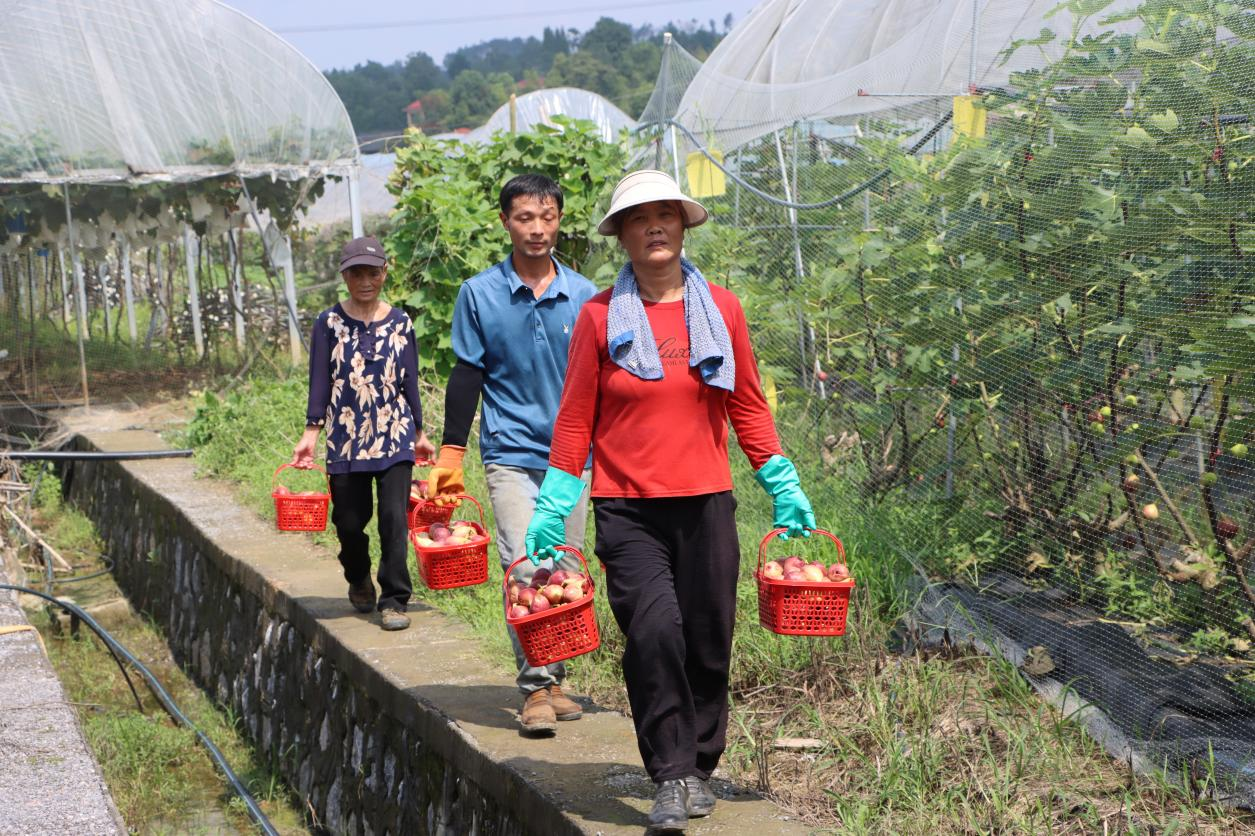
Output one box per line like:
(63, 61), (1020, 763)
(519, 689), (556, 735)
(379, 608), (410, 631)
(683, 776), (715, 817)
(548, 684), (582, 721)
(647, 779), (689, 831)
(348, 579), (376, 613)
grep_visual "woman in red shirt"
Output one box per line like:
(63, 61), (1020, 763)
(524, 170), (816, 832)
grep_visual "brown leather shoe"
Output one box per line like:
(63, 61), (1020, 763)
(548, 684), (583, 721)
(348, 579), (376, 613)
(379, 608), (411, 631)
(519, 689), (556, 735)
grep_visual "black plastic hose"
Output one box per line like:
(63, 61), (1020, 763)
(0, 450), (194, 461)
(0, 584), (280, 836)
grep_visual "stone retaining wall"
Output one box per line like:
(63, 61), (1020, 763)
(61, 437), (552, 835)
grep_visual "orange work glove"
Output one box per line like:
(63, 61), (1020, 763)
(429, 445), (466, 507)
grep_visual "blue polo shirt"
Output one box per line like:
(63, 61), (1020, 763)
(452, 255), (597, 470)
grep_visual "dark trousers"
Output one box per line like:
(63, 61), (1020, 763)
(593, 492), (740, 782)
(329, 461), (413, 612)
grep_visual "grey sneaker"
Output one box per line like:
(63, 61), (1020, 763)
(647, 779), (688, 832)
(379, 608), (411, 631)
(683, 776), (715, 817)
(348, 579), (376, 613)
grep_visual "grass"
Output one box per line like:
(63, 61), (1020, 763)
(18, 464), (308, 834)
(178, 375), (1255, 834)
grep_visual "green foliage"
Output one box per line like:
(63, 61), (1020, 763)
(325, 52), (448, 135)
(324, 17), (732, 134)
(386, 116), (626, 374)
(689, 0), (1255, 638)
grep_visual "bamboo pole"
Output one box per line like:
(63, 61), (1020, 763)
(62, 185), (90, 408)
(227, 230), (245, 351)
(183, 225), (204, 359)
(120, 238), (137, 342)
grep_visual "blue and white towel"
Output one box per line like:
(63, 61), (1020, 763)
(606, 258), (735, 391)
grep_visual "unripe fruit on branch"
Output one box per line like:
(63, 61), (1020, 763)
(1201, 472), (1218, 488)
(1125, 454), (1139, 466)
(1124, 395), (1138, 407)
(1090, 421), (1107, 434)
(1231, 443), (1249, 459)
(1099, 405), (1112, 418)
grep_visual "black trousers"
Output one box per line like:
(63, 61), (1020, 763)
(593, 491), (740, 782)
(329, 461), (413, 612)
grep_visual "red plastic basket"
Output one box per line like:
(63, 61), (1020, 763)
(756, 528), (855, 636)
(271, 464), (330, 532)
(504, 546), (600, 667)
(409, 494), (491, 590)
(407, 458), (458, 528)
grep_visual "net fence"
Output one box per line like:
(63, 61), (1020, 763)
(629, 0), (1255, 805)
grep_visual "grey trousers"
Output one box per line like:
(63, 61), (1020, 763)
(484, 463), (590, 694)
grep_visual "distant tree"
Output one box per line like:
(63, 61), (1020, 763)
(447, 70), (515, 128)
(579, 17), (633, 66)
(547, 51), (625, 101)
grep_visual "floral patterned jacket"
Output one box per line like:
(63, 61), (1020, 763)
(305, 304), (422, 474)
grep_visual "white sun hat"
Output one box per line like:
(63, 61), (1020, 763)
(596, 169), (709, 235)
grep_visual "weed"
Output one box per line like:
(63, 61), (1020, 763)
(182, 378), (1255, 834)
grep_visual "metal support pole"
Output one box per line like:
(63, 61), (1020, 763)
(227, 230), (245, 351)
(670, 125), (682, 186)
(146, 246), (165, 351)
(57, 247), (71, 330)
(62, 186), (90, 408)
(120, 238), (137, 342)
(183, 225), (204, 359)
(774, 129), (809, 392)
(99, 262), (113, 341)
(282, 235), (300, 364)
(347, 165), (364, 239)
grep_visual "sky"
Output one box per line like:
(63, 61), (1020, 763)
(226, 0), (765, 72)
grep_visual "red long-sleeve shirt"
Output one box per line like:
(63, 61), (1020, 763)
(549, 284), (783, 498)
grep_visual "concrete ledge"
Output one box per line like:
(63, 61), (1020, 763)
(0, 563), (125, 835)
(60, 425), (809, 835)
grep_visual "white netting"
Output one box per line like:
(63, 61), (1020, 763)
(623, 0), (1255, 811)
(661, 0), (1143, 152)
(0, 0), (358, 184)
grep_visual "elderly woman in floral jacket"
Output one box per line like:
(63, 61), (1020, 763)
(293, 236), (435, 631)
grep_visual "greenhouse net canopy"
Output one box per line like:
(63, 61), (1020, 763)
(650, 0), (1145, 152)
(0, 0), (359, 185)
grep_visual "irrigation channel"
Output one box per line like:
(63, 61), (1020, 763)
(0, 410), (307, 834)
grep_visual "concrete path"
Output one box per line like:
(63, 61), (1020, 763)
(65, 414), (811, 835)
(0, 558), (124, 835)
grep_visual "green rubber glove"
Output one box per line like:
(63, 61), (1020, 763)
(754, 455), (816, 540)
(524, 467), (585, 565)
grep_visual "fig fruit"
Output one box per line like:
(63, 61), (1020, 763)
(1141, 503), (1160, 521)
(508, 604), (530, 619)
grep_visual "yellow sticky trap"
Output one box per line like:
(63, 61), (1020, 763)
(763, 373), (778, 415)
(686, 149), (726, 198)
(952, 95), (987, 143)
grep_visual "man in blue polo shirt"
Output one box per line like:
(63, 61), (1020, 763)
(429, 173), (596, 735)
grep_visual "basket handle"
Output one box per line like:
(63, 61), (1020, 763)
(444, 493), (485, 527)
(273, 462), (329, 493)
(756, 528), (846, 574)
(504, 546), (592, 591)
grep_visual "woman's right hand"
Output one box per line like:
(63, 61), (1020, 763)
(292, 427), (321, 469)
